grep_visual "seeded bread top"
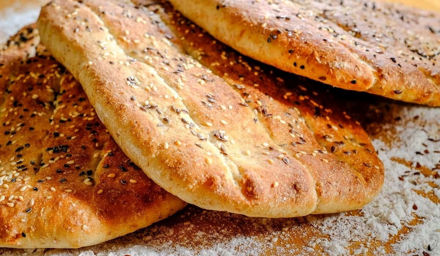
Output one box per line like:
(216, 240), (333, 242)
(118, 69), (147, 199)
(170, 0), (440, 106)
(0, 25), (184, 248)
(38, 0), (383, 218)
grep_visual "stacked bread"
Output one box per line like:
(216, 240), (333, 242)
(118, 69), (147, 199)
(0, 0), (438, 249)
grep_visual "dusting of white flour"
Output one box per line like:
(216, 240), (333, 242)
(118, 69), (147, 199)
(306, 105), (440, 255)
(0, 3), (41, 43)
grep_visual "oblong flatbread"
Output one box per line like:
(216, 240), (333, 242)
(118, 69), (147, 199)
(169, 0), (440, 106)
(0, 26), (185, 248)
(38, 0), (384, 217)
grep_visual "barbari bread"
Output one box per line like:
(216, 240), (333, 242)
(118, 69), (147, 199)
(169, 0), (440, 106)
(38, 0), (384, 217)
(0, 25), (185, 248)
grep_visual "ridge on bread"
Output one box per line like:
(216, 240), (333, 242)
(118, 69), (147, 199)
(38, 0), (384, 217)
(169, 0), (440, 106)
(0, 25), (185, 248)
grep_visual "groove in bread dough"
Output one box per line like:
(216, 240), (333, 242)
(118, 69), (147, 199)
(172, 23), (371, 200)
(37, 0), (385, 217)
(81, 3), (247, 191)
(0, 29), (186, 247)
(82, 1), (316, 200)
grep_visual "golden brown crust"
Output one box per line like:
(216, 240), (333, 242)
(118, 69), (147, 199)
(169, 0), (440, 106)
(0, 26), (185, 248)
(38, 0), (383, 217)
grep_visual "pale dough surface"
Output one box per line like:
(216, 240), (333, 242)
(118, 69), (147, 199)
(38, 0), (384, 217)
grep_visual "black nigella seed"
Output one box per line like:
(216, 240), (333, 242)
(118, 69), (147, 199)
(119, 165), (128, 172)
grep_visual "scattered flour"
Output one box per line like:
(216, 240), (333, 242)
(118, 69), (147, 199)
(306, 104), (440, 255)
(0, 3), (41, 43)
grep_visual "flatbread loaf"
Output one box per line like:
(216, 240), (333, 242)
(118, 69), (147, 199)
(38, 0), (384, 217)
(0, 25), (185, 248)
(169, 0), (440, 106)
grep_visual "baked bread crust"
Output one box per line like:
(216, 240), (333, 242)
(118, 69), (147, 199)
(169, 0), (440, 106)
(38, 0), (384, 217)
(0, 25), (185, 248)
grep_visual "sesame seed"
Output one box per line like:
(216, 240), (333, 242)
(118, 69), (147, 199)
(83, 178), (92, 185)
